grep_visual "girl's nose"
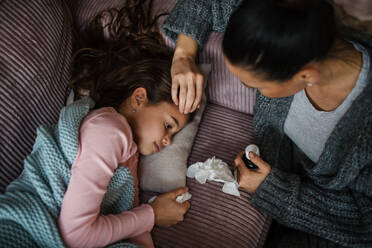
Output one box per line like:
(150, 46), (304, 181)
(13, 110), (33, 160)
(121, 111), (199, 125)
(162, 135), (172, 147)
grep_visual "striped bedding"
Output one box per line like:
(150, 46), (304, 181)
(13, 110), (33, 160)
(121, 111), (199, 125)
(0, 0), (270, 247)
(141, 103), (271, 248)
(0, 0), (72, 192)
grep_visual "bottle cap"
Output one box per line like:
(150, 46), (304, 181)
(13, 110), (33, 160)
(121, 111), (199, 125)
(245, 144), (260, 161)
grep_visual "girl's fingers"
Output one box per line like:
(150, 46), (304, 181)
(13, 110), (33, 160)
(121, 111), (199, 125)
(170, 187), (189, 198)
(181, 201), (191, 211)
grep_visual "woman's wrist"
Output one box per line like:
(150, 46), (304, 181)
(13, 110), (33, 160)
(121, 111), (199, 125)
(173, 34), (198, 61)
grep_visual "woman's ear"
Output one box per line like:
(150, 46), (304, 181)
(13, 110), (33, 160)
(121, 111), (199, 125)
(130, 87), (148, 110)
(295, 66), (320, 87)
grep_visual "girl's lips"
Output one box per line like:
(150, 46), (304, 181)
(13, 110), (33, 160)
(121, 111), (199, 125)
(154, 142), (160, 153)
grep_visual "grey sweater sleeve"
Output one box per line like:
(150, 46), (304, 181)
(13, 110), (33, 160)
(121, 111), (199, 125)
(251, 93), (372, 247)
(161, 0), (240, 47)
(251, 166), (372, 247)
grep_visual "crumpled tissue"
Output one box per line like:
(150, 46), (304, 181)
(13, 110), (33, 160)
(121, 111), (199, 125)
(148, 192), (192, 204)
(175, 192), (192, 203)
(187, 157), (240, 196)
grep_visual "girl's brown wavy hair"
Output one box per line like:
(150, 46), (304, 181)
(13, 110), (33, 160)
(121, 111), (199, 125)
(70, 0), (173, 110)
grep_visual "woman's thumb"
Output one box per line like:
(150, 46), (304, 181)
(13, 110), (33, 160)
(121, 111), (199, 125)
(249, 152), (270, 171)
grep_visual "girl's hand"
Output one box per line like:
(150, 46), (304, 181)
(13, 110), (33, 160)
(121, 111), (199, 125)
(171, 34), (204, 114)
(149, 187), (190, 227)
(234, 151), (271, 193)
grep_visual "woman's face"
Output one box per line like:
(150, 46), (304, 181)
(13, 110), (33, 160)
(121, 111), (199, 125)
(131, 102), (189, 155)
(224, 57), (306, 98)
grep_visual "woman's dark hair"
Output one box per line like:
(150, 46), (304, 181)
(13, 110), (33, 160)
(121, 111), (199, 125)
(71, 0), (173, 110)
(222, 0), (339, 82)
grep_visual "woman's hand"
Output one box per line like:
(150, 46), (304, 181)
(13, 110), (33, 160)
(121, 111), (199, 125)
(234, 151), (271, 193)
(149, 187), (190, 227)
(171, 34), (204, 114)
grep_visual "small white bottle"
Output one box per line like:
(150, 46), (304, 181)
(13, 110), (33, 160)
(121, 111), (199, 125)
(242, 144), (260, 169)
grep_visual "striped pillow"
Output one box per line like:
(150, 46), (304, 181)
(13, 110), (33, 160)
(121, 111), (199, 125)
(0, 0), (73, 192)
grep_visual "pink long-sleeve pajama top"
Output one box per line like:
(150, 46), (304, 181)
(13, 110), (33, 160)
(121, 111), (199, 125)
(58, 108), (154, 248)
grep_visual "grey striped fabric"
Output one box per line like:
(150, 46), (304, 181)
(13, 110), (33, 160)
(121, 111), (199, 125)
(0, 0), (73, 193)
(141, 103), (271, 248)
(67, 0), (125, 31)
(197, 32), (257, 115)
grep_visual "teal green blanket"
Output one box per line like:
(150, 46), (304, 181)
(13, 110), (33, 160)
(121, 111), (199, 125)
(0, 98), (140, 248)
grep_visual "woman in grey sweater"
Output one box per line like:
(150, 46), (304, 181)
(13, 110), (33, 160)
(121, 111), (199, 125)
(162, 0), (372, 247)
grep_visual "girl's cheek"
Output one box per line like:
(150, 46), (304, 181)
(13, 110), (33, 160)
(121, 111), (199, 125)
(157, 125), (166, 140)
(144, 123), (164, 140)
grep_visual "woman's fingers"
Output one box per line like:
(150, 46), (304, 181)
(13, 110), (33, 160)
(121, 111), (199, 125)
(184, 74), (196, 114)
(248, 152), (271, 173)
(233, 150), (272, 193)
(171, 79), (180, 106)
(234, 151), (245, 168)
(177, 73), (200, 114)
(178, 77), (187, 113)
(170, 55), (204, 113)
(191, 74), (204, 112)
(234, 151), (249, 184)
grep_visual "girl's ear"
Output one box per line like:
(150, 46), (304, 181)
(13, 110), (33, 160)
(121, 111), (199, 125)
(295, 65), (320, 87)
(130, 87), (148, 110)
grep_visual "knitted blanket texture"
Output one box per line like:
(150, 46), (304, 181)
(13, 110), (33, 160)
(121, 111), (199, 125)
(0, 98), (140, 248)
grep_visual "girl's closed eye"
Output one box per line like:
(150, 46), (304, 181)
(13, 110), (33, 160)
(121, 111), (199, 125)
(165, 122), (172, 130)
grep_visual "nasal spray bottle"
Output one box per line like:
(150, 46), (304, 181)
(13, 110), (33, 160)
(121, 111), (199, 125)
(242, 144), (259, 170)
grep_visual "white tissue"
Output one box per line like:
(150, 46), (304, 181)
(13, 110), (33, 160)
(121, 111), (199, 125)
(187, 157), (240, 197)
(147, 192), (192, 204)
(148, 196), (157, 204)
(176, 192), (192, 203)
(222, 181), (240, 196)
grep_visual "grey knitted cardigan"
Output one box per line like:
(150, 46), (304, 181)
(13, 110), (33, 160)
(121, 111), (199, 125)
(162, 1), (372, 247)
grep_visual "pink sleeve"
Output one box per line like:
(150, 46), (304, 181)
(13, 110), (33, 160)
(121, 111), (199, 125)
(58, 108), (155, 248)
(130, 232), (155, 248)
